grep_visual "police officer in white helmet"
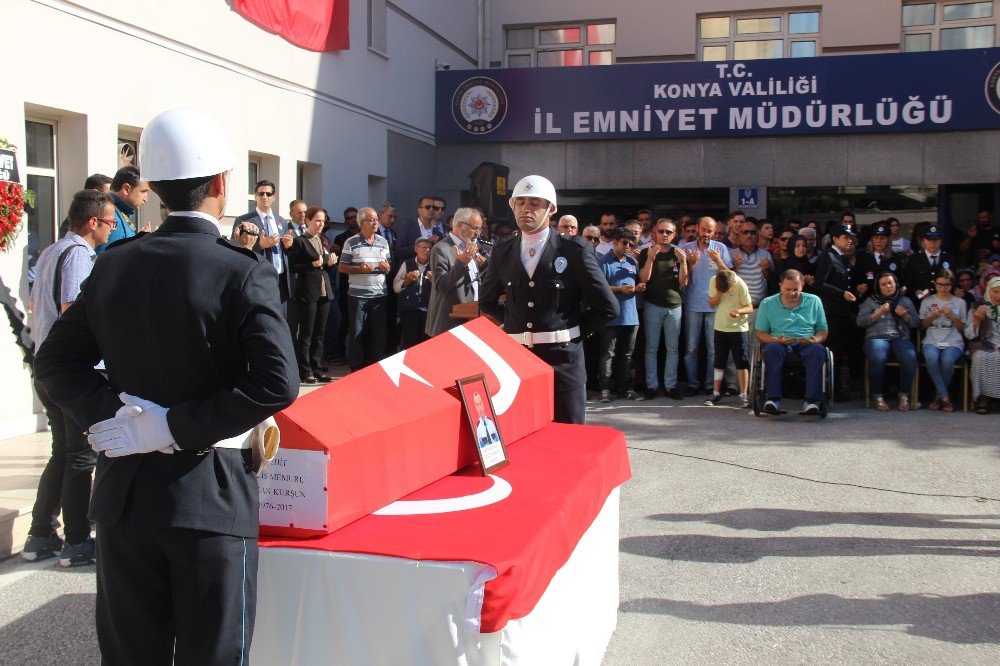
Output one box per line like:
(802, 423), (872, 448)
(480, 175), (618, 423)
(34, 108), (298, 663)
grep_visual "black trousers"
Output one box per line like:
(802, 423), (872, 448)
(294, 297), (331, 377)
(30, 379), (96, 544)
(399, 309), (428, 349)
(554, 384), (587, 425)
(96, 521), (257, 665)
(825, 312), (855, 388)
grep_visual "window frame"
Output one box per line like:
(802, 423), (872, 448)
(24, 117), (59, 251)
(697, 9), (821, 62)
(504, 20), (616, 68)
(902, 1), (998, 51)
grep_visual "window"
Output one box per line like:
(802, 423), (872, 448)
(247, 159), (260, 213)
(903, 2), (997, 51)
(25, 119), (58, 255)
(505, 21), (615, 68)
(698, 10), (820, 61)
(368, 0), (387, 56)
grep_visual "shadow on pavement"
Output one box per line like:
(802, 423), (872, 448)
(619, 534), (1000, 563)
(649, 508), (1000, 532)
(619, 593), (1000, 644)
(0, 591), (99, 663)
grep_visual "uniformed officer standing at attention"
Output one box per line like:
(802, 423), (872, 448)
(480, 175), (618, 424)
(33, 108), (299, 664)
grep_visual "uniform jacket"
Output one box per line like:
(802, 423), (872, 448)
(479, 231), (618, 392)
(394, 219), (444, 264)
(425, 235), (482, 337)
(901, 250), (957, 302)
(852, 249), (904, 302)
(814, 248), (856, 316)
(289, 233), (334, 303)
(33, 215), (299, 538)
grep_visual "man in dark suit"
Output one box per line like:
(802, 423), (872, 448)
(902, 225), (957, 305)
(33, 108), (298, 664)
(231, 179), (293, 306)
(426, 207), (487, 337)
(480, 175), (618, 424)
(394, 195), (444, 264)
(814, 224), (859, 399)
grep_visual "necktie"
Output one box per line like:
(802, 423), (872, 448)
(264, 216), (281, 273)
(930, 255), (938, 269)
(875, 253), (881, 264)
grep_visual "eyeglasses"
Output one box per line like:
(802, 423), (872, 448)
(359, 217), (378, 223)
(657, 228), (675, 234)
(256, 191), (275, 198)
(463, 223), (483, 233)
(584, 236), (600, 242)
(94, 216), (117, 229)
(422, 205), (444, 211)
(779, 236), (793, 242)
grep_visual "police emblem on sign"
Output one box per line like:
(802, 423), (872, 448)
(452, 77), (508, 134)
(985, 62), (1000, 115)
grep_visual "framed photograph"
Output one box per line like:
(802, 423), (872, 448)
(456, 374), (509, 475)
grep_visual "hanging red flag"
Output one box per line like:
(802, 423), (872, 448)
(233, 0), (350, 52)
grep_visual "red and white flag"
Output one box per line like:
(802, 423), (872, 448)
(233, 0), (350, 52)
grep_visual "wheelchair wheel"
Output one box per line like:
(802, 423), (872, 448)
(824, 349), (835, 405)
(750, 349), (763, 416)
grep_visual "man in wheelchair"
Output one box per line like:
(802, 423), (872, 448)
(754, 269), (830, 416)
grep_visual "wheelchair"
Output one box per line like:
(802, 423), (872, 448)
(748, 343), (835, 417)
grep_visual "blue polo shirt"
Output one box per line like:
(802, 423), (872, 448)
(679, 240), (733, 312)
(599, 251), (639, 326)
(755, 292), (828, 338)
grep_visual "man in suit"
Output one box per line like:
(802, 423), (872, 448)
(814, 223), (859, 399)
(426, 207), (487, 338)
(287, 199), (307, 237)
(33, 108), (298, 664)
(395, 195), (444, 264)
(480, 175), (618, 425)
(231, 179), (293, 306)
(902, 225), (957, 305)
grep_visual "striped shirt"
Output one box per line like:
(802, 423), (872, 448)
(732, 247), (771, 305)
(341, 233), (391, 298)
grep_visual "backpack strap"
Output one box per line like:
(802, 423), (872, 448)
(52, 244), (88, 318)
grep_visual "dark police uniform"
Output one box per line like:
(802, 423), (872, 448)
(853, 250), (904, 303)
(901, 247), (957, 305)
(34, 214), (298, 664)
(480, 231), (618, 424)
(814, 244), (857, 390)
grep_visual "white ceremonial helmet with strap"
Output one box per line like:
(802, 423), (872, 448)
(509, 174), (557, 212)
(139, 108), (236, 181)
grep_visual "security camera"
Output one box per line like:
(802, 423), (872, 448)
(435, 59), (451, 71)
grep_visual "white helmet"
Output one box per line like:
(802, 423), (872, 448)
(509, 175), (557, 211)
(138, 108), (235, 181)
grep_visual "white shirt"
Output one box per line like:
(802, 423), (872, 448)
(520, 226), (550, 278)
(449, 232), (479, 300)
(418, 220), (436, 238)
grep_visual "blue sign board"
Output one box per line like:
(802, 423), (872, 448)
(738, 188), (758, 208)
(436, 49), (1000, 142)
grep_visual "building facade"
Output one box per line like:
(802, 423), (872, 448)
(3, 1), (999, 435)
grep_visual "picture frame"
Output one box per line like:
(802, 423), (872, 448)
(456, 374), (509, 475)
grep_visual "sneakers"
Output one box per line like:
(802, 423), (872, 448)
(739, 394), (750, 409)
(682, 385), (698, 397)
(667, 388), (684, 400)
(704, 392), (722, 406)
(625, 389), (641, 401)
(763, 399), (781, 415)
(59, 537), (96, 568)
(599, 389), (611, 403)
(801, 401), (821, 416)
(643, 387), (658, 401)
(22, 534), (63, 562)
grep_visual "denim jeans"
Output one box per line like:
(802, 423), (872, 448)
(598, 325), (638, 393)
(922, 344), (964, 397)
(643, 303), (682, 390)
(347, 295), (387, 371)
(863, 337), (917, 397)
(763, 342), (826, 402)
(30, 380), (97, 544)
(683, 311), (715, 389)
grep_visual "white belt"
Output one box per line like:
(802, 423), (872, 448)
(509, 325), (580, 346)
(214, 428), (254, 450)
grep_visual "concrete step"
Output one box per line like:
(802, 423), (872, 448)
(0, 432), (50, 559)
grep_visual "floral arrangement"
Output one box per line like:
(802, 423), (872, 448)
(0, 138), (33, 253)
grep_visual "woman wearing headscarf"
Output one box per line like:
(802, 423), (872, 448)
(971, 268), (1000, 304)
(856, 271), (919, 411)
(774, 234), (815, 291)
(966, 275), (1000, 414)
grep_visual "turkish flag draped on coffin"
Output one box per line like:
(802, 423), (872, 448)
(232, 0), (350, 52)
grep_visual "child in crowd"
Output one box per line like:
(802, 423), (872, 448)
(706, 269), (754, 407)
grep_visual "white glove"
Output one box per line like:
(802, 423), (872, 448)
(88, 392), (177, 457)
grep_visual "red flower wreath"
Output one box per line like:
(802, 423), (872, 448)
(0, 139), (32, 253)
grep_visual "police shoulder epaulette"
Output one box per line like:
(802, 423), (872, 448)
(217, 237), (261, 261)
(102, 233), (144, 253)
